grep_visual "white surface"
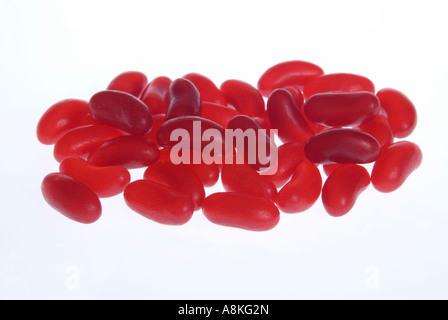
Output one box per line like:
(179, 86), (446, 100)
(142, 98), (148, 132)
(1, 0), (447, 299)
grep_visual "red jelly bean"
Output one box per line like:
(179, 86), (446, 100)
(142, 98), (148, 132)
(276, 161), (322, 213)
(257, 60), (324, 97)
(267, 141), (306, 188)
(41, 173), (102, 224)
(140, 76), (171, 115)
(201, 102), (239, 128)
(221, 164), (278, 201)
(89, 90), (153, 136)
(202, 192), (280, 231)
(165, 78), (202, 120)
(144, 162), (205, 211)
(304, 128), (381, 164)
(356, 114), (394, 148)
(106, 71), (148, 97)
(267, 88), (315, 143)
(88, 135), (160, 169)
(303, 92), (380, 127)
(371, 141), (422, 193)
(37, 99), (91, 145)
(53, 124), (123, 162)
(144, 113), (166, 147)
(183, 73), (227, 105)
(59, 156), (130, 198)
(220, 79), (265, 118)
(376, 88), (417, 138)
(321, 164), (370, 217)
(303, 73), (375, 99)
(124, 179), (194, 225)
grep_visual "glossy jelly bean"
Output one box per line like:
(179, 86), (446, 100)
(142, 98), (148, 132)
(124, 179), (194, 225)
(165, 78), (202, 120)
(221, 164), (278, 201)
(220, 79), (265, 118)
(267, 88), (315, 143)
(267, 141), (306, 188)
(140, 76), (171, 115)
(183, 73), (227, 105)
(41, 173), (102, 224)
(144, 161), (205, 211)
(89, 90), (153, 136)
(276, 161), (322, 213)
(201, 102), (239, 128)
(356, 114), (394, 148)
(376, 88), (417, 138)
(303, 92), (380, 127)
(303, 73), (375, 99)
(257, 60), (324, 97)
(106, 71), (148, 97)
(144, 113), (166, 147)
(53, 124), (123, 162)
(371, 141), (422, 193)
(321, 164), (370, 217)
(202, 192), (280, 231)
(37, 99), (91, 145)
(304, 128), (381, 164)
(59, 156), (130, 198)
(88, 135), (160, 169)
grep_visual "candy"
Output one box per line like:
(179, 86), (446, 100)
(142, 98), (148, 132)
(267, 141), (306, 188)
(220, 79), (266, 118)
(140, 76), (171, 115)
(183, 73), (227, 105)
(356, 114), (394, 148)
(165, 78), (202, 120)
(201, 102), (239, 129)
(106, 71), (148, 97)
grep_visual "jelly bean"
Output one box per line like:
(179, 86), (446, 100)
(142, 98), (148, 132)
(221, 164), (278, 201)
(89, 90), (153, 136)
(37, 99), (91, 145)
(106, 71), (148, 97)
(220, 79), (265, 118)
(356, 114), (394, 148)
(183, 73), (227, 105)
(257, 60), (324, 97)
(322, 164), (346, 176)
(53, 124), (123, 162)
(304, 128), (381, 164)
(267, 141), (306, 188)
(201, 101), (239, 128)
(165, 78), (202, 120)
(376, 88), (417, 138)
(59, 156), (130, 198)
(371, 141), (422, 193)
(266, 88), (315, 143)
(140, 76), (171, 115)
(321, 164), (370, 217)
(144, 113), (166, 147)
(124, 179), (194, 225)
(41, 173), (102, 224)
(202, 192), (280, 231)
(303, 92), (380, 127)
(276, 161), (322, 213)
(88, 135), (160, 169)
(144, 161), (205, 211)
(303, 73), (375, 99)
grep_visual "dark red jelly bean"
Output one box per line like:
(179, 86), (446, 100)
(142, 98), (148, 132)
(144, 113), (166, 147)
(376, 88), (417, 138)
(140, 76), (171, 115)
(356, 114), (394, 148)
(303, 73), (375, 99)
(59, 156), (130, 198)
(371, 141), (422, 193)
(53, 124), (123, 162)
(37, 99), (91, 145)
(183, 73), (227, 105)
(144, 161), (205, 211)
(267, 141), (306, 188)
(322, 164), (370, 217)
(41, 173), (102, 224)
(201, 102), (239, 128)
(257, 60), (324, 97)
(304, 128), (381, 164)
(165, 78), (202, 120)
(124, 179), (194, 225)
(221, 164), (278, 201)
(89, 90), (153, 136)
(276, 161), (322, 213)
(106, 71), (148, 97)
(303, 92), (380, 127)
(220, 79), (265, 118)
(88, 135), (160, 169)
(267, 88), (315, 143)
(202, 192), (280, 231)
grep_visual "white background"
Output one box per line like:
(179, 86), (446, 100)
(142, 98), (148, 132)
(1, 0), (447, 299)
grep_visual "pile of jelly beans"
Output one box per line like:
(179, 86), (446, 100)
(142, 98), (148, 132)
(37, 60), (422, 231)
